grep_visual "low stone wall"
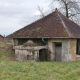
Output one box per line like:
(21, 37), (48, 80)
(13, 45), (47, 61)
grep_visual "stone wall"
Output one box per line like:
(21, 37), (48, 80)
(13, 38), (77, 61)
(69, 39), (77, 61)
(48, 38), (77, 61)
(14, 45), (47, 61)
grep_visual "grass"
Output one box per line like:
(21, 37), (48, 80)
(0, 57), (80, 80)
(0, 42), (80, 80)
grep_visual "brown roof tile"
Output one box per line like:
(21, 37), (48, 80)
(8, 9), (80, 38)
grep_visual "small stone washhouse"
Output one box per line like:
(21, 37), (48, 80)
(8, 8), (80, 61)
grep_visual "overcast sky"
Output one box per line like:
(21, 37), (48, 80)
(0, 0), (59, 36)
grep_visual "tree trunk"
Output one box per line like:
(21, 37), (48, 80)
(65, 3), (69, 18)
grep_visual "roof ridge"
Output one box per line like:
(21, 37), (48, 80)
(57, 11), (72, 37)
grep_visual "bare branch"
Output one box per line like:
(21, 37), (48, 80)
(37, 0), (80, 24)
(37, 5), (45, 18)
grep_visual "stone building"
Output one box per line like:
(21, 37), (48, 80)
(8, 9), (80, 61)
(0, 35), (4, 42)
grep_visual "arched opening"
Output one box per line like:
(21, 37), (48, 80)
(39, 49), (48, 61)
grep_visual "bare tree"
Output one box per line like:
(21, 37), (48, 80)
(50, 0), (80, 18)
(37, 5), (45, 18)
(38, 0), (80, 24)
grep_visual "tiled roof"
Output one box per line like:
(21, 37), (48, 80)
(8, 9), (80, 38)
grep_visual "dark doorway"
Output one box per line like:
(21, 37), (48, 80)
(39, 49), (48, 61)
(76, 39), (80, 55)
(55, 42), (62, 61)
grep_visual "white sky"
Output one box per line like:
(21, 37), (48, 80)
(0, 0), (59, 36)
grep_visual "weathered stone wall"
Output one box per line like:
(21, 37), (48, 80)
(15, 49), (32, 61)
(14, 38), (77, 61)
(48, 38), (77, 61)
(14, 46), (47, 61)
(69, 39), (77, 61)
(48, 39), (70, 61)
(13, 39), (18, 46)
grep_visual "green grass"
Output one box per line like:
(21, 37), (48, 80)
(0, 42), (12, 44)
(0, 57), (80, 80)
(0, 42), (5, 44)
(0, 43), (80, 80)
